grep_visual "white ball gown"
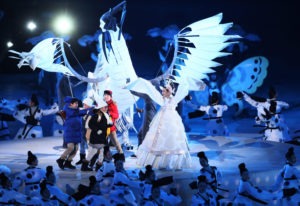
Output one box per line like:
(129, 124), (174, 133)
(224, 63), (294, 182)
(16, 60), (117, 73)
(127, 77), (192, 170)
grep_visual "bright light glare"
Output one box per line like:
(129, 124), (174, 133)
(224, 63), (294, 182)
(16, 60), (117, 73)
(53, 15), (74, 35)
(27, 21), (37, 31)
(7, 41), (13, 48)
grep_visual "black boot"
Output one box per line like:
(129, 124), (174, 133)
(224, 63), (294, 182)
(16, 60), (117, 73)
(56, 158), (65, 169)
(64, 160), (76, 169)
(81, 160), (93, 171)
(89, 153), (99, 169)
(75, 153), (86, 165)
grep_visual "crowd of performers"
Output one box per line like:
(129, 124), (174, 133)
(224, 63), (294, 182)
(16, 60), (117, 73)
(0, 78), (299, 205)
(1, 146), (300, 205)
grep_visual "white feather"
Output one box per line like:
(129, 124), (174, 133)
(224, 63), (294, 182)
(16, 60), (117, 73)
(179, 13), (223, 35)
(166, 13), (240, 92)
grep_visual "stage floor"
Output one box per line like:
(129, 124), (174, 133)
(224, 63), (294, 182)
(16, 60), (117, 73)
(1, 131), (299, 205)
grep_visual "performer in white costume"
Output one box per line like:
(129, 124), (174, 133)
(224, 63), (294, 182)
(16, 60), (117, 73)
(0, 171), (43, 205)
(269, 147), (300, 206)
(129, 78), (191, 170)
(13, 94), (59, 139)
(198, 92), (229, 136)
(232, 163), (277, 206)
(44, 166), (77, 205)
(197, 152), (223, 194)
(240, 86), (291, 142)
(190, 175), (217, 206)
(12, 151), (46, 198)
(126, 11), (238, 169)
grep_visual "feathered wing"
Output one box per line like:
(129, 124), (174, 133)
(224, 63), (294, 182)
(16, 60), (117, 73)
(9, 38), (108, 83)
(166, 13), (239, 91)
(125, 13), (239, 105)
(9, 38), (74, 76)
(221, 56), (269, 107)
(125, 77), (164, 106)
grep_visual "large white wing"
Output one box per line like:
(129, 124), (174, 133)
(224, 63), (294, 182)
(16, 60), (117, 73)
(9, 38), (74, 76)
(9, 38), (107, 83)
(125, 77), (164, 107)
(166, 13), (239, 91)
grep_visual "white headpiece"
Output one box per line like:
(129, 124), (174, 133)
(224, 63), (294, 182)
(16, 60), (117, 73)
(95, 99), (107, 109)
(82, 98), (94, 107)
(160, 78), (175, 94)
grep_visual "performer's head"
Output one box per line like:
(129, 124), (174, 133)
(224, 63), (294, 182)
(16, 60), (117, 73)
(197, 151), (209, 167)
(27, 150), (38, 166)
(238, 163), (249, 181)
(46, 166), (56, 185)
(29, 94), (39, 106)
(89, 175), (100, 195)
(82, 98), (94, 109)
(64, 96), (79, 109)
(269, 100), (277, 114)
(161, 78), (175, 98)
(103, 90), (113, 102)
(285, 147), (296, 165)
(268, 86), (277, 100)
(112, 153), (125, 171)
(210, 92), (219, 105)
(0, 172), (11, 189)
(94, 99), (108, 113)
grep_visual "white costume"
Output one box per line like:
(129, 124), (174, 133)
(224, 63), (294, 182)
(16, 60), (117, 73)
(40, 199), (59, 206)
(0, 97), (28, 139)
(77, 194), (111, 206)
(128, 78), (191, 170)
(0, 187), (43, 205)
(109, 170), (138, 206)
(270, 163), (300, 206)
(44, 168), (77, 206)
(191, 191), (217, 206)
(199, 104), (229, 136)
(13, 103), (59, 139)
(77, 178), (111, 206)
(12, 166), (46, 197)
(95, 160), (115, 194)
(0, 170), (43, 205)
(233, 179), (276, 206)
(142, 190), (182, 206)
(124, 12), (237, 169)
(46, 183), (76, 206)
(199, 166), (223, 194)
(264, 113), (291, 142)
(243, 93), (291, 142)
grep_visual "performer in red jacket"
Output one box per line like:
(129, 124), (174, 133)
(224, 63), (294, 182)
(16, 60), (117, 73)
(103, 90), (123, 154)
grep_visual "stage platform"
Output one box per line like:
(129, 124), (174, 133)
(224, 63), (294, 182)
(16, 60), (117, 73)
(0, 131), (299, 205)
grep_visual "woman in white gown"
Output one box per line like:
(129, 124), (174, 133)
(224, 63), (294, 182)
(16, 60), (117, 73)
(127, 77), (192, 170)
